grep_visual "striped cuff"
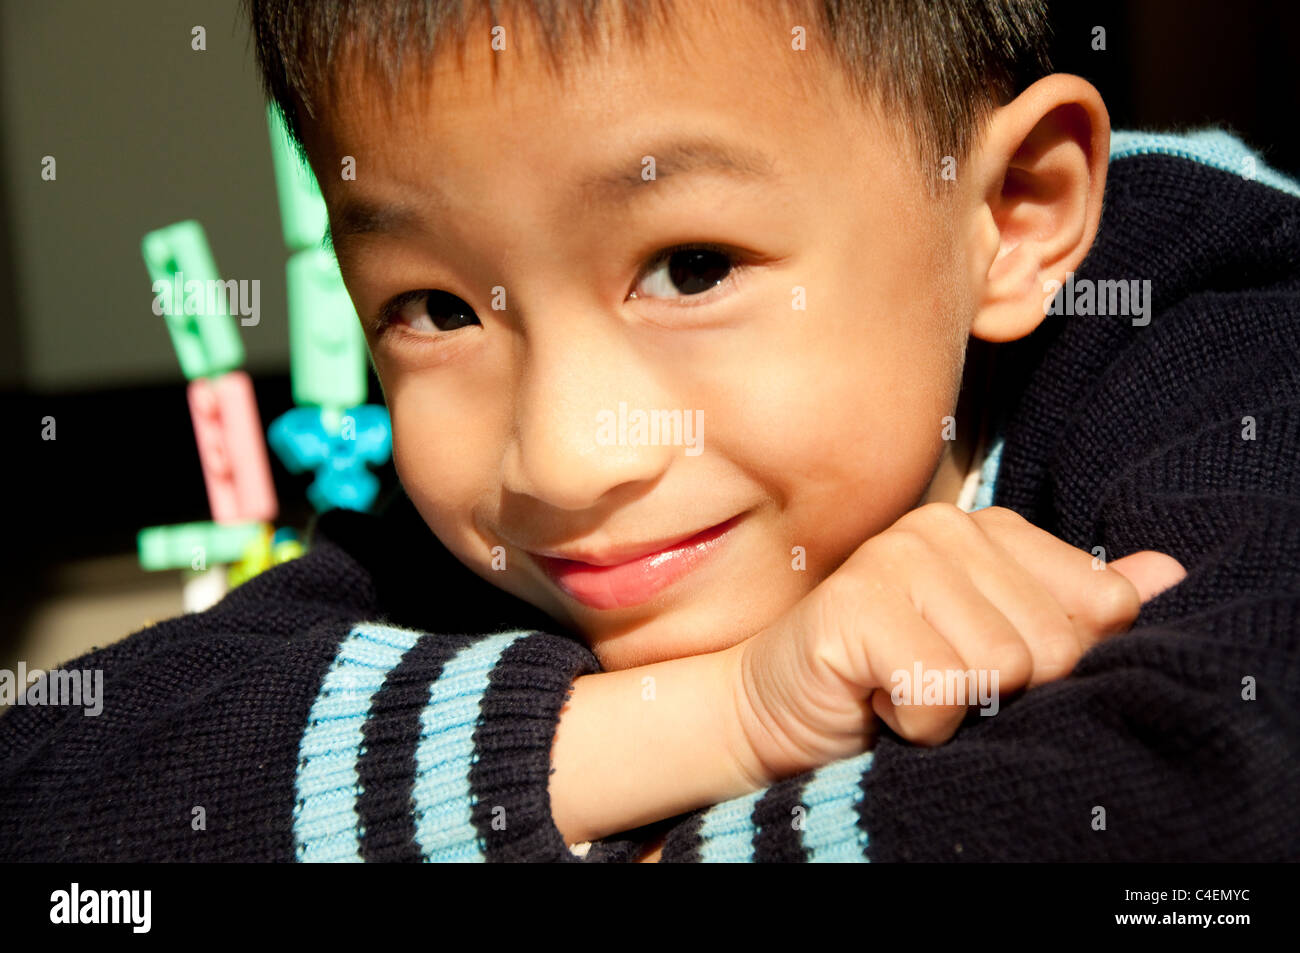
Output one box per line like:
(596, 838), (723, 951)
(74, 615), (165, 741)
(293, 622), (600, 862)
(660, 751), (875, 862)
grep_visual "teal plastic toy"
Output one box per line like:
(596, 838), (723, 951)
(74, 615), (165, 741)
(137, 521), (267, 571)
(266, 103), (329, 251)
(267, 404), (392, 513)
(287, 247), (367, 409)
(142, 220), (245, 380)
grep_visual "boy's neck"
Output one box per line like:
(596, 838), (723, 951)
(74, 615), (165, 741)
(922, 339), (995, 509)
(924, 440), (972, 508)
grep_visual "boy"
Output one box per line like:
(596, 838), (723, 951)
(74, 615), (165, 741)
(1, 0), (1296, 862)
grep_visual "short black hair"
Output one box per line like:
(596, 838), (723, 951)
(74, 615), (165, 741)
(245, 0), (1052, 173)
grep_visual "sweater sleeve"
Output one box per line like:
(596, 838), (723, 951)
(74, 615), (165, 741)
(0, 537), (605, 862)
(296, 622), (602, 862)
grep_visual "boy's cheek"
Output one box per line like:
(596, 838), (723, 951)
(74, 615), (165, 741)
(391, 433), (492, 556)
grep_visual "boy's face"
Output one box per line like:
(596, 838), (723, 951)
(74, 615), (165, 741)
(302, 2), (975, 670)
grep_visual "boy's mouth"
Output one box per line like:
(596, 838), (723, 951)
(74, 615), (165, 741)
(530, 514), (742, 610)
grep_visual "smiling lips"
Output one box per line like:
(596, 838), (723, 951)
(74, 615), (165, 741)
(533, 515), (741, 610)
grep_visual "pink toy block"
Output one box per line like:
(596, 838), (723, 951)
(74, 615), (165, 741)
(187, 371), (279, 524)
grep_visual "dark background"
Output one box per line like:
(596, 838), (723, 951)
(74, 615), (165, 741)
(3, 0), (1298, 651)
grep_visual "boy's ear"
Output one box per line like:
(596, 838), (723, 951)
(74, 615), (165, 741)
(967, 74), (1110, 343)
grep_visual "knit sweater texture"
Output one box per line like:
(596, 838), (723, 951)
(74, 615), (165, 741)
(1, 130), (1298, 862)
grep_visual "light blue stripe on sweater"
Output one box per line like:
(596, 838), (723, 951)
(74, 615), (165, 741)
(696, 788), (767, 862)
(412, 630), (532, 862)
(1110, 129), (1300, 199)
(294, 622), (424, 862)
(800, 751), (874, 862)
(970, 434), (1005, 512)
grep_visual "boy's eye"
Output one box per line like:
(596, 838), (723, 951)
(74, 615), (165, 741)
(632, 245), (736, 300)
(376, 243), (745, 339)
(383, 290), (481, 335)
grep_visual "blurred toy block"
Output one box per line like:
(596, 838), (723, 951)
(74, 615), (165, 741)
(137, 521), (268, 572)
(187, 370), (279, 523)
(226, 525), (305, 588)
(141, 220), (244, 379)
(267, 404), (392, 513)
(266, 103), (329, 251)
(287, 248), (368, 409)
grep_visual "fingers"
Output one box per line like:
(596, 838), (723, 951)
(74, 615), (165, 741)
(802, 562), (973, 748)
(1107, 550), (1187, 603)
(804, 504), (1189, 751)
(856, 585), (981, 746)
(910, 516), (1084, 688)
(877, 503), (1188, 697)
(968, 506), (1166, 645)
(848, 529), (1028, 744)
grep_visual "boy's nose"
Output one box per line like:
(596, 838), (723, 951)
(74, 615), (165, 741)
(499, 330), (678, 512)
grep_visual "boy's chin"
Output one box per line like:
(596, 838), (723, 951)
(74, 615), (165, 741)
(573, 595), (785, 672)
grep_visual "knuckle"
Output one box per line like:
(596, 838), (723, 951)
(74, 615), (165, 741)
(864, 526), (932, 567)
(969, 505), (1028, 532)
(818, 559), (883, 619)
(1082, 569), (1142, 633)
(897, 501), (970, 539)
(1030, 624), (1082, 681)
(986, 636), (1033, 689)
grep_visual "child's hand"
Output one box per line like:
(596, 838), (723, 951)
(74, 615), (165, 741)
(725, 503), (1186, 787)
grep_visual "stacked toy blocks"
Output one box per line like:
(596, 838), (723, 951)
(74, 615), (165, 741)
(133, 105), (392, 609)
(263, 104), (392, 514)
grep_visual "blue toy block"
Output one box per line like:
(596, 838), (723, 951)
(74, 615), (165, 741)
(267, 404), (392, 513)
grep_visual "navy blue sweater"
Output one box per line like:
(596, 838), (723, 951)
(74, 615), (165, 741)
(1, 130), (1298, 861)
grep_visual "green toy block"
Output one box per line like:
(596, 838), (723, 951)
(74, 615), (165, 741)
(287, 248), (367, 409)
(266, 103), (329, 251)
(137, 521), (268, 572)
(142, 220), (245, 380)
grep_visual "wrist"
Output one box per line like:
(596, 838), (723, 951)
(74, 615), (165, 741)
(719, 638), (783, 791)
(549, 644), (771, 845)
(726, 623), (863, 787)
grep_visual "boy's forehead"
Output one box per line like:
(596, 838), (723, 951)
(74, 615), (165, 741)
(301, 0), (882, 198)
(320, 0), (820, 113)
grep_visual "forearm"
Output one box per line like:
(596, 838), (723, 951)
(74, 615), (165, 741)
(548, 641), (760, 845)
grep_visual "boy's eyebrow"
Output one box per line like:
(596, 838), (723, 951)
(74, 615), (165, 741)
(326, 135), (777, 249)
(574, 135), (778, 198)
(327, 200), (426, 251)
